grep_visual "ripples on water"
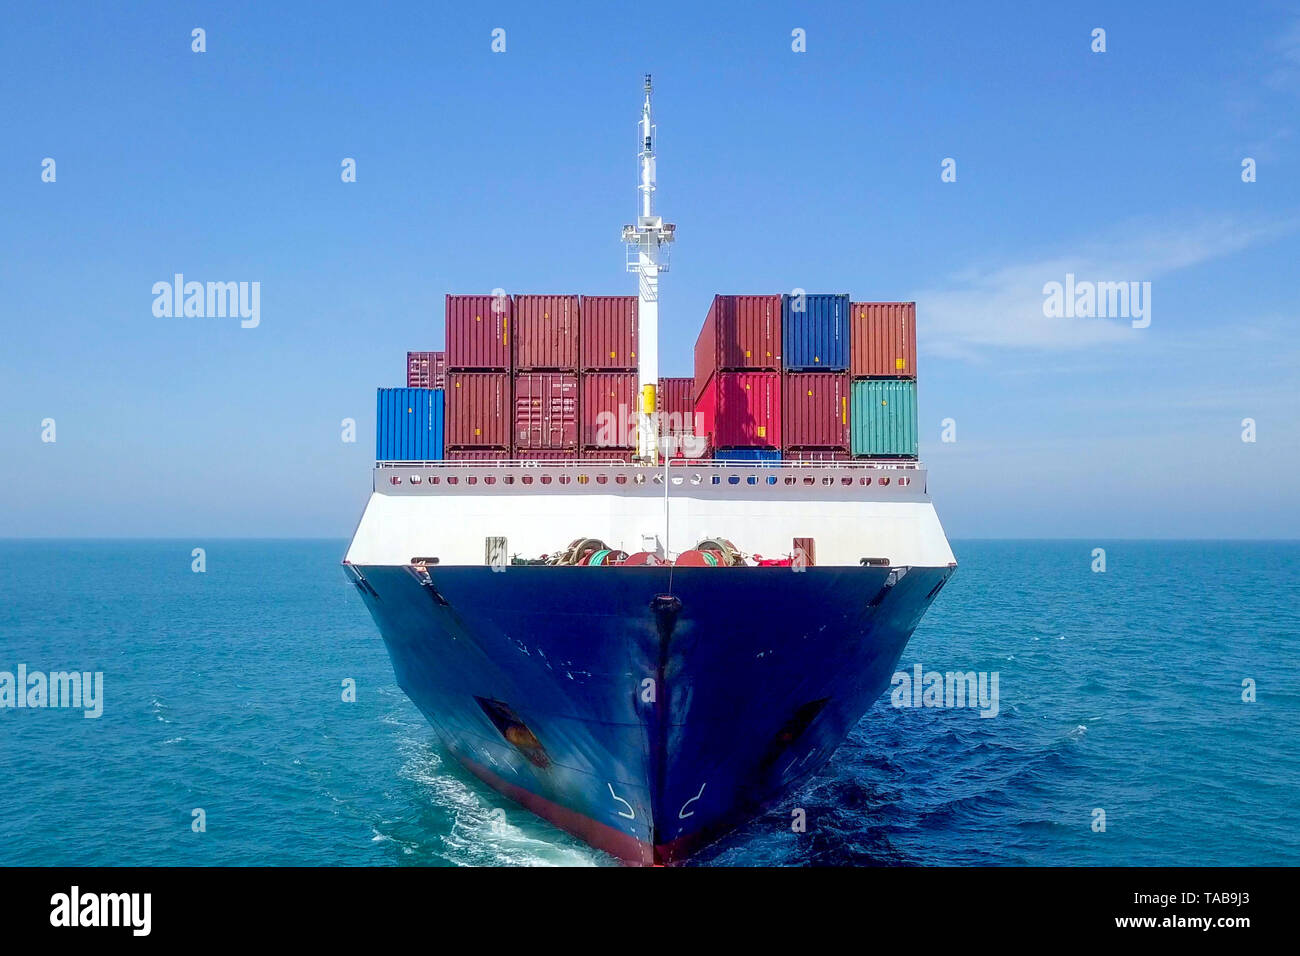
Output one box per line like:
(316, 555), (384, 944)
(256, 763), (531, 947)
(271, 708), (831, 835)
(0, 540), (1296, 866)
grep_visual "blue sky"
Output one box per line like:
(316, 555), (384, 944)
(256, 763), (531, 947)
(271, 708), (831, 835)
(2, 0), (1297, 538)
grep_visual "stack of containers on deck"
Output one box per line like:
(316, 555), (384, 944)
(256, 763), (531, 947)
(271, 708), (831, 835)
(849, 302), (918, 459)
(512, 295), (579, 461)
(693, 295), (782, 458)
(406, 351), (447, 389)
(376, 387), (444, 461)
(579, 295), (638, 460)
(445, 294), (512, 458)
(656, 376), (696, 460)
(781, 293), (851, 461)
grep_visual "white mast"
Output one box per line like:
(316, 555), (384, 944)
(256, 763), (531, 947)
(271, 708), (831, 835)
(622, 73), (675, 462)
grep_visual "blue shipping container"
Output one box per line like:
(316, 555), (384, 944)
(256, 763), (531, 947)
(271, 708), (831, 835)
(376, 388), (444, 461)
(712, 448), (782, 464)
(782, 293), (850, 370)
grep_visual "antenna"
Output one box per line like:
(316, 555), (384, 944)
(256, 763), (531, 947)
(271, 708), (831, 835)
(622, 73), (676, 463)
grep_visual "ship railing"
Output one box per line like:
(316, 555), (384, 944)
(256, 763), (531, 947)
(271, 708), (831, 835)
(375, 458), (923, 470)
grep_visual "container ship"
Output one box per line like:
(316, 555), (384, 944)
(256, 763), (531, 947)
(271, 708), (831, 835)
(344, 76), (956, 865)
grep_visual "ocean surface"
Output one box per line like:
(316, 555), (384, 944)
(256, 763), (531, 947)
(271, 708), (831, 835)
(1, 539), (1297, 867)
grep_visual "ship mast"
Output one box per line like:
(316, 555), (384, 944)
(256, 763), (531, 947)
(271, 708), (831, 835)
(622, 73), (675, 462)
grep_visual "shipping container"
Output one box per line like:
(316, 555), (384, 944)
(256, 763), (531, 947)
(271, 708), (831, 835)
(580, 295), (638, 371)
(783, 371), (850, 450)
(713, 448), (781, 464)
(656, 376), (696, 455)
(850, 379), (918, 458)
(445, 371), (512, 449)
(516, 449), (579, 461)
(513, 294), (579, 371)
(406, 351), (447, 389)
(376, 388), (444, 461)
(446, 294), (512, 370)
(851, 302), (916, 379)
(513, 372), (579, 451)
(786, 449), (851, 461)
(579, 449), (635, 462)
(695, 371), (781, 450)
(782, 293), (850, 371)
(445, 448), (509, 461)
(693, 294), (782, 399)
(581, 371), (638, 449)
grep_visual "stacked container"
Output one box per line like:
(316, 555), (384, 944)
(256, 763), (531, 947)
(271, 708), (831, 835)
(513, 295), (579, 372)
(778, 294), (850, 459)
(376, 388), (444, 461)
(657, 376), (697, 459)
(695, 371), (781, 451)
(850, 379), (918, 458)
(513, 372), (579, 457)
(445, 371), (511, 452)
(782, 293), (850, 371)
(406, 351), (446, 389)
(694, 295), (782, 455)
(850, 302), (918, 459)
(694, 295), (781, 397)
(446, 294), (512, 456)
(445, 294), (512, 371)
(580, 296), (638, 371)
(782, 371), (850, 454)
(581, 371), (637, 454)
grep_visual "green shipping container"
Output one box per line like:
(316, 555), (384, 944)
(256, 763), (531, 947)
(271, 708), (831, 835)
(851, 380), (918, 457)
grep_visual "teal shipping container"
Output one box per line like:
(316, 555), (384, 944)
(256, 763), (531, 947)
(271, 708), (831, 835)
(850, 380), (918, 457)
(376, 387), (445, 461)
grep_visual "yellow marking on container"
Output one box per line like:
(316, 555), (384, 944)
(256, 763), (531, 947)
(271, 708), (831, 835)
(757, 425), (766, 437)
(842, 397), (848, 424)
(896, 358), (906, 370)
(474, 428), (481, 435)
(610, 351), (616, 359)
(814, 356), (821, 363)
(475, 315), (482, 321)
(544, 311), (550, 319)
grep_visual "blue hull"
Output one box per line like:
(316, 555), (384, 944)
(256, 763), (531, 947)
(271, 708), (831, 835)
(346, 563), (953, 864)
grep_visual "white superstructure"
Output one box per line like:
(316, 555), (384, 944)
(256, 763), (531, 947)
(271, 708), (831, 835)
(345, 461), (956, 569)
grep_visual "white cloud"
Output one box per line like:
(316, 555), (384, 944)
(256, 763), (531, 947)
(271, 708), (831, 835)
(913, 218), (1293, 358)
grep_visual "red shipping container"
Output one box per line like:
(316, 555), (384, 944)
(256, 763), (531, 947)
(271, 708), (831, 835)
(657, 376), (696, 457)
(786, 449), (851, 461)
(407, 351), (447, 389)
(693, 294), (781, 400)
(581, 371), (637, 449)
(850, 302), (916, 379)
(580, 449), (635, 462)
(695, 371), (781, 450)
(783, 372), (850, 450)
(513, 294), (579, 370)
(445, 371), (511, 448)
(516, 449), (579, 461)
(445, 448), (509, 461)
(513, 372), (579, 451)
(446, 294), (512, 370)
(580, 295), (638, 371)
